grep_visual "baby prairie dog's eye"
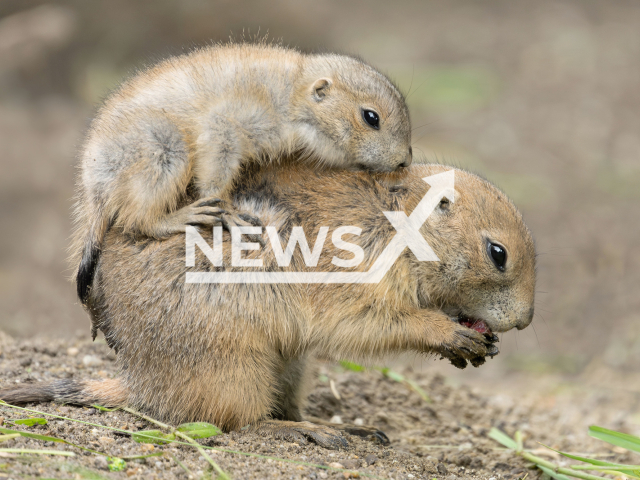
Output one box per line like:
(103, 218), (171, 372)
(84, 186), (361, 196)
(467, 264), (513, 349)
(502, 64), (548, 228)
(487, 242), (507, 271)
(362, 109), (380, 130)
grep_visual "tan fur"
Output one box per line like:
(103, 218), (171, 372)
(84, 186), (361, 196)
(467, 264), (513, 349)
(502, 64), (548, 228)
(71, 42), (412, 299)
(87, 162), (533, 429)
(2, 163), (535, 445)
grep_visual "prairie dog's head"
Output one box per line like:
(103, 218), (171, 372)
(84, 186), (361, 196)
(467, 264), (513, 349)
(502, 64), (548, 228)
(407, 165), (536, 334)
(294, 54), (412, 172)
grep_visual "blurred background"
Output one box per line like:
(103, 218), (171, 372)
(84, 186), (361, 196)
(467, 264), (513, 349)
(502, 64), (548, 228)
(0, 0), (638, 382)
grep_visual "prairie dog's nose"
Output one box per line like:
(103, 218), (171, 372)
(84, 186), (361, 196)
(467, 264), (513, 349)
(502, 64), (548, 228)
(400, 147), (413, 168)
(516, 306), (534, 330)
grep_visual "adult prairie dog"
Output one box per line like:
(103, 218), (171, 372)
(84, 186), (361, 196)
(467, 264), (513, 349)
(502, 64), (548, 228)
(3, 163), (535, 448)
(74, 42), (412, 305)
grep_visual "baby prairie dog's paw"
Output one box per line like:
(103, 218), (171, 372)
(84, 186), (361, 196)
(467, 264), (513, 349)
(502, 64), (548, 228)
(157, 197), (264, 242)
(438, 317), (500, 369)
(156, 197), (226, 237)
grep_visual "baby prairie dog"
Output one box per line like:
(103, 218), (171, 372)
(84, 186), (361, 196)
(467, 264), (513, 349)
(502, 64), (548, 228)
(74, 42), (412, 304)
(1, 163), (535, 448)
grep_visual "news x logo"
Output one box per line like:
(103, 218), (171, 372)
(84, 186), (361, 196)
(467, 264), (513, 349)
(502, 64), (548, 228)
(185, 170), (455, 284)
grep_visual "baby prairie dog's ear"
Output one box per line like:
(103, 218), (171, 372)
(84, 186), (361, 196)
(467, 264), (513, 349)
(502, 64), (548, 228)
(311, 78), (332, 101)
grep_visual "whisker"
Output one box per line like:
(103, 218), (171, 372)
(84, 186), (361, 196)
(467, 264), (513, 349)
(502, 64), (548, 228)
(531, 323), (541, 348)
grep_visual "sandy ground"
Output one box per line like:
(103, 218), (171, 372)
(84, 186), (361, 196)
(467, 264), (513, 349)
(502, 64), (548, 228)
(0, 333), (638, 480)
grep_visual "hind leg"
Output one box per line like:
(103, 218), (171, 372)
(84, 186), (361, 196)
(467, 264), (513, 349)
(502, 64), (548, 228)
(259, 356), (390, 446)
(247, 357), (348, 449)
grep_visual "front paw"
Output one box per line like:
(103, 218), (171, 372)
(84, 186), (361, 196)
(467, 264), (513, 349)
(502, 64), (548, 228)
(438, 319), (499, 369)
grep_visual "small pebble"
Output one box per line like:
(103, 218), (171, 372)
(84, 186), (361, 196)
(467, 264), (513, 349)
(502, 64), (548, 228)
(20, 358), (32, 367)
(94, 456), (109, 470)
(341, 459), (361, 470)
(437, 462), (448, 475)
(365, 454), (378, 465)
(330, 415), (343, 424)
(67, 347), (79, 356)
(354, 418), (364, 426)
(83, 355), (102, 367)
(329, 462), (345, 469)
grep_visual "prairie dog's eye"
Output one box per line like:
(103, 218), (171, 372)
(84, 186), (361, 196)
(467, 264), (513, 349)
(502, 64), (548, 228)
(362, 109), (380, 129)
(487, 242), (507, 271)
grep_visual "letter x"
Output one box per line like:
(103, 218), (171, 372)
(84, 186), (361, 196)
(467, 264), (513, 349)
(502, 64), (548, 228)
(383, 211), (439, 261)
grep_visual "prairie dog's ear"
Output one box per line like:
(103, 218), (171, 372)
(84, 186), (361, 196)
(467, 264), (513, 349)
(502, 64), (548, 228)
(312, 78), (332, 101)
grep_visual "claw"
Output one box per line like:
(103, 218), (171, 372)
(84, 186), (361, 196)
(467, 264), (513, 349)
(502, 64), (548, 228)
(470, 356), (486, 368)
(448, 356), (468, 369)
(487, 344), (500, 357)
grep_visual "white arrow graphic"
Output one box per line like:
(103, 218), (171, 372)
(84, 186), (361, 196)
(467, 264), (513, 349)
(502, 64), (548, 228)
(186, 170), (455, 284)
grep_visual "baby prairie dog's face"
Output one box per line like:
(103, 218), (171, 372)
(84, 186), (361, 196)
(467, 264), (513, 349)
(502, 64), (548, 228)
(306, 72), (412, 172)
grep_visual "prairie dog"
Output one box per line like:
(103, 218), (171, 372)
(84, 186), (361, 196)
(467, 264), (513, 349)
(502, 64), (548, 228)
(1, 163), (535, 447)
(74, 42), (412, 305)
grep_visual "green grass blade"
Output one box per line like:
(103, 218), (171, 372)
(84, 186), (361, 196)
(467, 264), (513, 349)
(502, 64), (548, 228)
(589, 426), (640, 454)
(488, 428), (518, 450)
(0, 426), (64, 443)
(378, 367), (405, 382)
(570, 465), (640, 477)
(91, 405), (119, 412)
(131, 429), (175, 444)
(0, 434), (20, 442)
(538, 465), (573, 480)
(0, 448), (75, 456)
(541, 443), (623, 467)
(405, 379), (431, 402)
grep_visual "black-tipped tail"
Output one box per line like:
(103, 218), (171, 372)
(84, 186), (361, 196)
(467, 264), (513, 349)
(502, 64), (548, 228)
(77, 242), (101, 304)
(0, 378), (126, 407)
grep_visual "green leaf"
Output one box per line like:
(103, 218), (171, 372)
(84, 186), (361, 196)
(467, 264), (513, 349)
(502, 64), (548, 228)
(131, 429), (175, 445)
(537, 465), (573, 480)
(339, 361), (365, 372)
(177, 422), (222, 439)
(589, 426), (640, 454)
(488, 428), (518, 450)
(13, 417), (47, 426)
(107, 457), (126, 471)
